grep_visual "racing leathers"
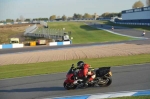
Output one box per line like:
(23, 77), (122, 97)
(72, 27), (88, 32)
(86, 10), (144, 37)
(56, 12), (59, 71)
(77, 63), (91, 87)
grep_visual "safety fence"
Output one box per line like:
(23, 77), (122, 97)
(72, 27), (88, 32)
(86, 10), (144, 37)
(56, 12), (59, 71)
(24, 23), (68, 40)
(0, 44), (24, 49)
(0, 22), (30, 25)
(115, 22), (150, 26)
(49, 41), (71, 46)
(0, 41), (72, 49)
(114, 19), (150, 26)
(23, 24), (63, 39)
(34, 28), (67, 40)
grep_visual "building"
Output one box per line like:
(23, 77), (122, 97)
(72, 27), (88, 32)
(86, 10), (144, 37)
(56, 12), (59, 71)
(115, 6), (150, 25)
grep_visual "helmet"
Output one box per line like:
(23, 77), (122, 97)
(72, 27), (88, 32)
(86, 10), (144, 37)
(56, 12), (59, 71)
(77, 61), (84, 68)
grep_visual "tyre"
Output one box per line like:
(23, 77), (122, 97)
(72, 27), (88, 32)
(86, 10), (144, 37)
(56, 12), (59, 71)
(71, 85), (77, 89)
(88, 83), (95, 87)
(63, 82), (71, 90)
(63, 82), (77, 90)
(98, 77), (112, 87)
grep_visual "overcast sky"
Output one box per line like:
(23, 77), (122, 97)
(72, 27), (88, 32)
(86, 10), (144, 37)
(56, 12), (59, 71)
(0, 0), (146, 20)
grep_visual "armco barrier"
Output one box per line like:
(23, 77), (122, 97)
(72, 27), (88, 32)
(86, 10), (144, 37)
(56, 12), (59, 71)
(2, 44), (13, 49)
(0, 41), (71, 49)
(0, 44), (24, 49)
(12, 44), (24, 48)
(115, 22), (150, 26)
(48, 90), (150, 99)
(49, 41), (71, 46)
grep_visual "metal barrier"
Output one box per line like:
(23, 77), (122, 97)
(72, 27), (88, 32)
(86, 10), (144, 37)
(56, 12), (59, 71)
(0, 44), (24, 49)
(49, 41), (71, 46)
(115, 22), (150, 26)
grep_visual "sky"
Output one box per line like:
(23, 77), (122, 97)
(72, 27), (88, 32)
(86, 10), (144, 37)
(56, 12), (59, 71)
(0, 0), (146, 20)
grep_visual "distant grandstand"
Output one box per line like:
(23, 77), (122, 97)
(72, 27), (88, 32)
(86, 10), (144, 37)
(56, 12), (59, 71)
(115, 6), (150, 25)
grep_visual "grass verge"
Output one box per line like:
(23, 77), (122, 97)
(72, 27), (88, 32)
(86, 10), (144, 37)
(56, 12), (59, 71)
(47, 22), (132, 44)
(0, 54), (150, 80)
(0, 24), (30, 44)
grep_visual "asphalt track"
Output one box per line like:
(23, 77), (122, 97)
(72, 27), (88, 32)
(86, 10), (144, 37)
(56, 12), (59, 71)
(0, 23), (150, 99)
(0, 64), (150, 99)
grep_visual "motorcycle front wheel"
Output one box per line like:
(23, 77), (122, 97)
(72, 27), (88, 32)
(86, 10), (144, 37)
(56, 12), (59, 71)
(63, 82), (77, 90)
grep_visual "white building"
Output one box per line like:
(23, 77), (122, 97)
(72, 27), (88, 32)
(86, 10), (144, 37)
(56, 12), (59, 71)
(122, 6), (150, 20)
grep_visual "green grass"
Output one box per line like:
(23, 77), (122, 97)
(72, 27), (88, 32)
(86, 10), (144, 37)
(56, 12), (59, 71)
(106, 96), (150, 99)
(0, 24), (29, 44)
(47, 22), (132, 44)
(98, 20), (150, 31)
(0, 54), (150, 80)
(0, 28), (22, 44)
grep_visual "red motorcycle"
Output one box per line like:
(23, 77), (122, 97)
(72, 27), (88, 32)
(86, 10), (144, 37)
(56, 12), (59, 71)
(63, 64), (112, 90)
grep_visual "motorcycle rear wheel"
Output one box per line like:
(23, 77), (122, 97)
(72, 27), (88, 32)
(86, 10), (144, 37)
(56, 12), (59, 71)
(98, 77), (112, 87)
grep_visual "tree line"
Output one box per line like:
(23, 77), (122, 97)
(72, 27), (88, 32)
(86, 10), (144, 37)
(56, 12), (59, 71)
(132, 0), (150, 9)
(2, 12), (120, 22)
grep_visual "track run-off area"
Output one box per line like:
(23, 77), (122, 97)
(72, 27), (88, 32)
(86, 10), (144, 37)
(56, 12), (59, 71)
(0, 22), (150, 99)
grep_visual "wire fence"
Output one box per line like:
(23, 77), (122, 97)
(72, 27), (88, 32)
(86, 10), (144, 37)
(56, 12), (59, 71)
(24, 26), (70, 41)
(24, 21), (71, 41)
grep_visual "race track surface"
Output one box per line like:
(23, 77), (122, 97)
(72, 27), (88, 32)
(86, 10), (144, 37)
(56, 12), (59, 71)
(88, 22), (150, 38)
(0, 64), (150, 99)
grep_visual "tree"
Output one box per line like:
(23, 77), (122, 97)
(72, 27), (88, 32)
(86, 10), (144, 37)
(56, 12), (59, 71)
(67, 17), (73, 20)
(32, 18), (39, 21)
(6, 19), (14, 22)
(101, 12), (110, 17)
(132, 1), (144, 9)
(62, 15), (67, 21)
(49, 15), (56, 21)
(117, 12), (122, 17)
(25, 19), (31, 22)
(38, 18), (48, 21)
(83, 13), (92, 19)
(73, 13), (77, 19)
(73, 13), (83, 19)
(146, 0), (150, 6)
(100, 12), (121, 18)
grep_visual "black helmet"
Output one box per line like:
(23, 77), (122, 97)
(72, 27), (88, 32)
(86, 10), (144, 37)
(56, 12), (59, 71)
(77, 61), (84, 68)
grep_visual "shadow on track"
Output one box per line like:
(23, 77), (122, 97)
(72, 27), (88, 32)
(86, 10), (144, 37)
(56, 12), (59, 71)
(0, 86), (65, 92)
(80, 25), (99, 31)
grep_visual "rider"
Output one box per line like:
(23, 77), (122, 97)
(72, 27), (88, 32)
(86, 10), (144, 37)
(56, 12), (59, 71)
(76, 61), (91, 87)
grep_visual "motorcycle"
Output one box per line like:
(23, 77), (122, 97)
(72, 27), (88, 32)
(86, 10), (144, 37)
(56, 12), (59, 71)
(63, 64), (112, 90)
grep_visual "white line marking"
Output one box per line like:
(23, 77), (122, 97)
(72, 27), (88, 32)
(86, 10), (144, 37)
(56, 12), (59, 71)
(42, 89), (150, 99)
